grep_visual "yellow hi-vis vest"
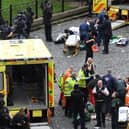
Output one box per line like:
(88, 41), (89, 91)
(64, 77), (76, 97)
(77, 69), (91, 88)
(57, 73), (64, 91)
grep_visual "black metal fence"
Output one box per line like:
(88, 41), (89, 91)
(0, 0), (86, 26)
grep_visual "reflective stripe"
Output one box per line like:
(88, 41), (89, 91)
(48, 62), (54, 107)
(64, 77), (76, 96)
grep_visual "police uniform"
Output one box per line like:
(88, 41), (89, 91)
(41, 0), (53, 42)
(103, 15), (112, 54)
(78, 65), (92, 102)
(93, 82), (109, 127)
(71, 84), (87, 129)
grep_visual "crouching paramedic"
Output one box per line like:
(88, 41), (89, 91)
(64, 73), (77, 117)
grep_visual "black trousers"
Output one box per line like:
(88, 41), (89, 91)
(88, 3), (92, 16)
(44, 23), (52, 41)
(111, 108), (119, 129)
(65, 96), (72, 117)
(103, 35), (110, 53)
(79, 87), (88, 102)
(73, 107), (85, 129)
(95, 101), (106, 127)
(85, 47), (93, 62)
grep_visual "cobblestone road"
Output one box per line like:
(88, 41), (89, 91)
(30, 18), (129, 129)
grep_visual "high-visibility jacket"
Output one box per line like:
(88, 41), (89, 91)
(77, 69), (91, 88)
(64, 77), (76, 97)
(57, 73), (64, 91)
(125, 84), (129, 106)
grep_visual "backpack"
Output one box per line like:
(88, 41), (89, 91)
(86, 101), (95, 113)
(116, 79), (126, 96)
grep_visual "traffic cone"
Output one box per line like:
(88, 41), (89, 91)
(92, 44), (99, 52)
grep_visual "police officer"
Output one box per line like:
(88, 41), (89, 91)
(12, 12), (27, 39)
(86, 0), (93, 17)
(13, 108), (29, 129)
(0, 99), (12, 129)
(25, 7), (34, 36)
(71, 84), (87, 129)
(78, 64), (92, 102)
(96, 8), (106, 47)
(103, 15), (112, 54)
(93, 79), (109, 128)
(41, 0), (53, 42)
(64, 73), (77, 117)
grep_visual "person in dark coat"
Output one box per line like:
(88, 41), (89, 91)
(102, 70), (117, 116)
(95, 8), (106, 47)
(102, 15), (112, 54)
(41, 0), (53, 42)
(71, 84), (87, 129)
(25, 7), (34, 37)
(0, 99), (12, 129)
(13, 108), (28, 129)
(84, 30), (95, 62)
(86, 0), (93, 17)
(79, 20), (89, 44)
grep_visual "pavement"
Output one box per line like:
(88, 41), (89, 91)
(30, 17), (129, 129)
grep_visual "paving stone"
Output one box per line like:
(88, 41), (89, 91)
(30, 18), (129, 129)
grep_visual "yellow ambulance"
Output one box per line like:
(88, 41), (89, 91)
(0, 39), (54, 127)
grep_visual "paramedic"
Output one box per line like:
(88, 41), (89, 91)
(59, 66), (74, 108)
(64, 73), (77, 117)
